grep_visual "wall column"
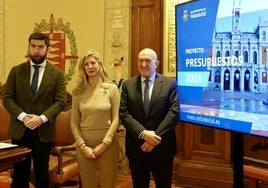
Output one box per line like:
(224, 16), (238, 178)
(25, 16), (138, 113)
(0, 0), (4, 85)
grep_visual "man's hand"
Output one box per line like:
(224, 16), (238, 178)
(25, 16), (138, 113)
(23, 114), (43, 130)
(142, 130), (162, 146)
(141, 141), (155, 152)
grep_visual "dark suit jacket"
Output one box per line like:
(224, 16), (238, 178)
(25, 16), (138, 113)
(3, 61), (66, 142)
(119, 73), (179, 160)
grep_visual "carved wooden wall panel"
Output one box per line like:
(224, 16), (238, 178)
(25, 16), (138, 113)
(175, 122), (233, 187)
(184, 123), (231, 164)
(244, 135), (268, 163)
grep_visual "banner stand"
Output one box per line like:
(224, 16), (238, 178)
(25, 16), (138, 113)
(233, 132), (244, 188)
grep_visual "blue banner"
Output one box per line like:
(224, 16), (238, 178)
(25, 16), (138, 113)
(176, 0), (268, 138)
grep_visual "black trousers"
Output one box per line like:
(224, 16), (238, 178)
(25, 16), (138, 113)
(11, 129), (52, 188)
(129, 154), (174, 188)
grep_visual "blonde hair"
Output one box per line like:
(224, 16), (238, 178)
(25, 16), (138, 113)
(72, 49), (111, 96)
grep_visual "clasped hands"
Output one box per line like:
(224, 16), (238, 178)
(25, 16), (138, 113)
(141, 130), (162, 153)
(23, 114), (43, 130)
(81, 142), (108, 159)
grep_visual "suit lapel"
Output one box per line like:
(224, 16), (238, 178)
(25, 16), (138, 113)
(134, 76), (144, 109)
(20, 61), (32, 97)
(148, 74), (163, 114)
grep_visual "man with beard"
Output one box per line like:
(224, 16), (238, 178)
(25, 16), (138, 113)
(3, 32), (67, 188)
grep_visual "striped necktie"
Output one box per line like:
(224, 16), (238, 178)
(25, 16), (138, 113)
(143, 79), (150, 114)
(31, 65), (41, 96)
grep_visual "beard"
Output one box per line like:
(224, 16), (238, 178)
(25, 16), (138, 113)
(29, 54), (47, 64)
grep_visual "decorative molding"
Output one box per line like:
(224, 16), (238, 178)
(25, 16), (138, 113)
(0, 0), (4, 84)
(168, 0), (176, 74)
(163, 0), (176, 77)
(104, 1), (130, 85)
(163, 0), (191, 77)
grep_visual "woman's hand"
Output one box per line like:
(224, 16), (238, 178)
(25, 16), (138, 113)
(93, 142), (108, 157)
(80, 145), (97, 159)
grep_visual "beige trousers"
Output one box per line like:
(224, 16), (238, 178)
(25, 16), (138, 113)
(76, 136), (119, 188)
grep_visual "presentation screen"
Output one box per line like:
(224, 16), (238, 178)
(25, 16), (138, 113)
(176, 0), (268, 137)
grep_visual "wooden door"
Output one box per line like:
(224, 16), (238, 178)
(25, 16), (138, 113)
(131, 0), (163, 77)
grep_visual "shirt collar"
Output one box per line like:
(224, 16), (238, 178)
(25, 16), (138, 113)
(141, 72), (156, 83)
(30, 59), (47, 67)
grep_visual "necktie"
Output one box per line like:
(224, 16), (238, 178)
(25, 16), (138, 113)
(31, 65), (40, 96)
(144, 79), (150, 114)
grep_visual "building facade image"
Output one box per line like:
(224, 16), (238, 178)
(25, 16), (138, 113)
(209, 0), (268, 93)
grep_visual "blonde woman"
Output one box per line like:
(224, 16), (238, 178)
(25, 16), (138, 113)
(71, 49), (120, 188)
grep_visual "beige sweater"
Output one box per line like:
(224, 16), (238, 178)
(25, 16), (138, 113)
(71, 82), (120, 147)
